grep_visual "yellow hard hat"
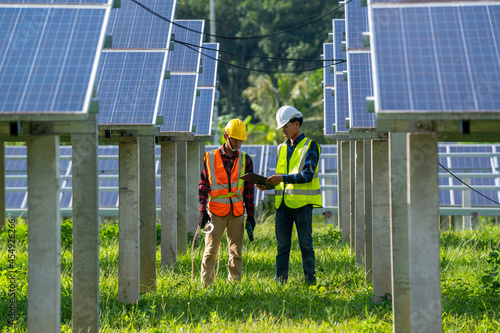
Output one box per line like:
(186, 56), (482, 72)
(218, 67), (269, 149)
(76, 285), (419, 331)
(224, 119), (247, 141)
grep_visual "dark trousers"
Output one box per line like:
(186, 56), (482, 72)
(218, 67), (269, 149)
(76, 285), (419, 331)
(275, 204), (316, 283)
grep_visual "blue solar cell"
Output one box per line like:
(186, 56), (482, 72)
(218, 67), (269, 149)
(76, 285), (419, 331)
(345, 0), (369, 50)
(192, 88), (215, 136)
(335, 73), (349, 133)
(348, 52), (375, 128)
(167, 20), (204, 73)
(106, 0), (175, 49)
(159, 74), (197, 132)
(0, 7), (108, 117)
(324, 88), (335, 136)
(96, 51), (165, 125)
(333, 19), (347, 72)
(323, 43), (335, 87)
(371, 4), (500, 112)
(198, 43), (218, 87)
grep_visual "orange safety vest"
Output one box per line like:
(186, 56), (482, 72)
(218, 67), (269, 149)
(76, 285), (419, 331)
(205, 149), (246, 217)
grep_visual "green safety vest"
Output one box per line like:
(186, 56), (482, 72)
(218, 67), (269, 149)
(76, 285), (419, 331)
(275, 137), (322, 209)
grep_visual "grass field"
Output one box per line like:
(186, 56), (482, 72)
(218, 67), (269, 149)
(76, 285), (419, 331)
(1, 215), (500, 332)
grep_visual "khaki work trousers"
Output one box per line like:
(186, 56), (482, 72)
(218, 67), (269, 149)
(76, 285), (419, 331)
(201, 211), (244, 287)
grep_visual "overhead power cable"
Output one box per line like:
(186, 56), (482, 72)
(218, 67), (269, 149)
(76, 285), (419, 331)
(438, 162), (500, 206)
(183, 41), (345, 63)
(175, 40), (346, 74)
(131, 0), (353, 40)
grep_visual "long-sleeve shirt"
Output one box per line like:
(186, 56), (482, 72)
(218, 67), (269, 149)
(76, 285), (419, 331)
(280, 133), (320, 184)
(198, 146), (255, 217)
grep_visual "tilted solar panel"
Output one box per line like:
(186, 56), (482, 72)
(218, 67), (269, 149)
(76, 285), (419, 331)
(159, 74), (197, 132)
(198, 43), (219, 87)
(192, 88), (215, 136)
(323, 43), (335, 88)
(167, 20), (204, 73)
(348, 52), (375, 128)
(371, 4), (500, 113)
(345, 0), (369, 50)
(0, 6), (109, 119)
(324, 88), (335, 136)
(335, 73), (349, 133)
(96, 51), (165, 125)
(333, 19), (347, 72)
(3, 0), (112, 3)
(106, 0), (175, 49)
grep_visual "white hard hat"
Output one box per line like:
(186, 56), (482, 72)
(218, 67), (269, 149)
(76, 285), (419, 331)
(276, 105), (303, 130)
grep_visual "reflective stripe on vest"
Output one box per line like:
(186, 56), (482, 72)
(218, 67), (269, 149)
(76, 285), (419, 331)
(275, 138), (322, 209)
(206, 149), (246, 216)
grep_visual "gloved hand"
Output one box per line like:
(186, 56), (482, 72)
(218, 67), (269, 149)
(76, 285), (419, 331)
(245, 216), (255, 242)
(198, 211), (210, 229)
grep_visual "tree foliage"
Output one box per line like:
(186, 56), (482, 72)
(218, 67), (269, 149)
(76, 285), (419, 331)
(176, 0), (343, 143)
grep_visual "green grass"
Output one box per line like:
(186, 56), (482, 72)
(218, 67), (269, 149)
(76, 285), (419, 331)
(1, 216), (500, 332)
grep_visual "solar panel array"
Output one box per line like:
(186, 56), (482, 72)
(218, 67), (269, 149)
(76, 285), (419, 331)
(0, 1), (111, 120)
(369, 1), (500, 124)
(192, 43), (219, 136)
(159, 20), (204, 133)
(96, 0), (176, 126)
(5, 144), (500, 214)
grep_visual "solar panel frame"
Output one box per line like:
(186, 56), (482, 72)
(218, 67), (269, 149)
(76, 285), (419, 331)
(370, 3), (500, 123)
(96, 51), (166, 125)
(106, 0), (176, 49)
(347, 51), (375, 128)
(0, 5), (111, 121)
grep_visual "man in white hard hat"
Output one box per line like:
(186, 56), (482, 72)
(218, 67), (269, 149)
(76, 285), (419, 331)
(257, 105), (322, 284)
(198, 119), (255, 287)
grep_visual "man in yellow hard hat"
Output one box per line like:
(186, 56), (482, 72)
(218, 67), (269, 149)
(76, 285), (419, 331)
(257, 106), (321, 284)
(198, 119), (255, 287)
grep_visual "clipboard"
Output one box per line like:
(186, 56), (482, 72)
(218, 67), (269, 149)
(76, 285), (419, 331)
(240, 172), (275, 190)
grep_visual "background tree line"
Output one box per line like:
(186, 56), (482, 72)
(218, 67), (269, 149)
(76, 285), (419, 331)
(176, 0), (344, 144)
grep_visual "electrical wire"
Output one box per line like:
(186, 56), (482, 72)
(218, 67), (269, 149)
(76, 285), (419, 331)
(131, 0), (353, 40)
(438, 162), (500, 206)
(180, 41), (345, 63)
(175, 40), (346, 74)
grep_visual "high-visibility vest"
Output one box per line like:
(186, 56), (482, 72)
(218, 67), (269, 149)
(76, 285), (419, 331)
(206, 149), (246, 217)
(275, 138), (322, 209)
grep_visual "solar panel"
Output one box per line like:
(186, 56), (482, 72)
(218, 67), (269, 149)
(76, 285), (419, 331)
(370, 4), (500, 114)
(198, 43), (219, 87)
(0, 5), (110, 120)
(348, 52), (375, 128)
(333, 19), (347, 72)
(324, 88), (335, 136)
(96, 51), (165, 125)
(167, 20), (204, 73)
(323, 43), (335, 87)
(345, 0), (369, 50)
(159, 74), (197, 132)
(335, 73), (349, 134)
(192, 88), (215, 136)
(106, 0), (176, 49)
(3, 0), (112, 3)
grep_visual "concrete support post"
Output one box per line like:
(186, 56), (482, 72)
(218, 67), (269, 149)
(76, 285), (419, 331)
(471, 212), (479, 230)
(27, 135), (61, 332)
(355, 141), (365, 266)
(187, 142), (200, 236)
(161, 141), (177, 266)
(389, 132), (411, 333)
(340, 141), (351, 242)
(139, 136), (156, 293)
(371, 139), (391, 304)
(72, 129), (99, 333)
(451, 215), (462, 231)
(407, 133), (442, 332)
(118, 137), (140, 303)
(0, 142), (4, 229)
(463, 178), (471, 230)
(364, 139), (373, 282)
(177, 141), (188, 254)
(440, 216), (450, 231)
(350, 141), (355, 252)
